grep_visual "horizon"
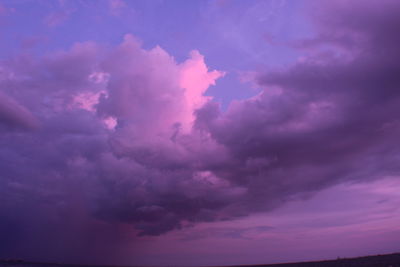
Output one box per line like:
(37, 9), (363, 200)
(0, 0), (399, 266)
(1, 252), (400, 267)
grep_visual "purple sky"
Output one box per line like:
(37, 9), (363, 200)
(0, 0), (399, 266)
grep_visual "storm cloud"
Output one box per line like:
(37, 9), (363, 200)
(1, 0), (400, 263)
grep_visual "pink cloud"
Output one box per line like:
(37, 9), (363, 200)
(2, 0), (400, 258)
(179, 50), (225, 131)
(98, 34), (224, 138)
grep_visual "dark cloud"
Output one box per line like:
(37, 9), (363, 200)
(0, 34), (227, 262)
(1, 0), (400, 263)
(0, 92), (38, 130)
(197, 0), (400, 211)
(178, 225), (274, 241)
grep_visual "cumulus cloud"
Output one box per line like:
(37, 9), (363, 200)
(195, 0), (400, 212)
(2, 0), (400, 262)
(0, 33), (227, 260)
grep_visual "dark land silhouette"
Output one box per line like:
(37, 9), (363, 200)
(1, 253), (400, 267)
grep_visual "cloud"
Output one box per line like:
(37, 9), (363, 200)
(1, 0), (400, 262)
(97, 35), (224, 136)
(0, 33), (227, 261)
(0, 92), (38, 130)
(178, 225), (274, 241)
(195, 0), (400, 214)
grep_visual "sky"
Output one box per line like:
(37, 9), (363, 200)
(0, 0), (399, 266)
